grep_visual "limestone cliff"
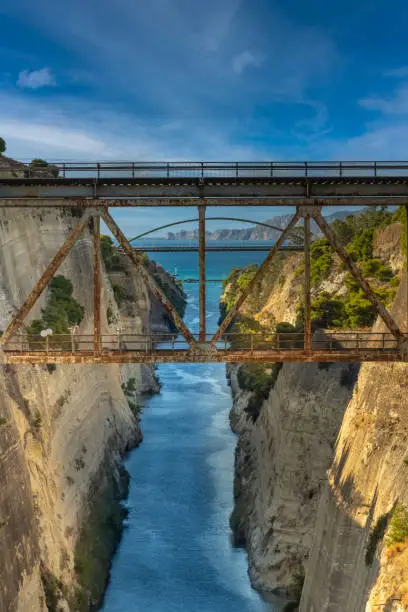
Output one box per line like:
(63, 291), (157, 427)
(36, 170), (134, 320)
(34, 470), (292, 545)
(0, 208), (182, 611)
(226, 212), (407, 609)
(228, 352), (357, 601)
(300, 277), (408, 611)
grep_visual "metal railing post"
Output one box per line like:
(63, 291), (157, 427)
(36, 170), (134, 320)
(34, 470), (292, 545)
(251, 334), (254, 354)
(172, 335), (175, 352)
(46, 335), (49, 355)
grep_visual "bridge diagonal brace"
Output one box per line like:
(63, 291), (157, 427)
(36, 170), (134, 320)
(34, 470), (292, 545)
(311, 210), (404, 342)
(0, 209), (94, 346)
(210, 210), (301, 346)
(102, 211), (199, 347)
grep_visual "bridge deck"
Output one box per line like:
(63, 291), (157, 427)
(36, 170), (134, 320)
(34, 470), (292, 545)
(3, 332), (407, 364)
(1, 161), (408, 205)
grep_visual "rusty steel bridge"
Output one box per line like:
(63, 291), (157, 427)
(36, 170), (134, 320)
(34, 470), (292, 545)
(1, 160), (408, 365)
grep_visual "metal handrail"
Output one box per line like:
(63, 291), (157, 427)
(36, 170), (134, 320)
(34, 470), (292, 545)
(3, 331), (403, 353)
(6, 160), (408, 180)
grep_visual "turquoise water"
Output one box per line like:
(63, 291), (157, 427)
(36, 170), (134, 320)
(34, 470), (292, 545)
(102, 243), (278, 612)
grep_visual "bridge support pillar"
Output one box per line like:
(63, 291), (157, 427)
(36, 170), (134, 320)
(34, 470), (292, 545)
(303, 214), (312, 353)
(93, 214), (102, 354)
(406, 205), (408, 332)
(198, 204), (206, 342)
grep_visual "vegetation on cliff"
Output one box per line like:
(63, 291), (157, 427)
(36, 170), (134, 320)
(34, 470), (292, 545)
(221, 206), (402, 334)
(100, 235), (187, 325)
(26, 275), (84, 338)
(237, 362), (282, 422)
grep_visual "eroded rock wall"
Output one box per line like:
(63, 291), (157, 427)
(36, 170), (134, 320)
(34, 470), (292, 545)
(300, 279), (408, 612)
(229, 354), (356, 600)
(0, 208), (172, 611)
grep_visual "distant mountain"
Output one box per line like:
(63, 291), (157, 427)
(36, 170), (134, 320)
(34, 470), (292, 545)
(166, 210), (352, 241)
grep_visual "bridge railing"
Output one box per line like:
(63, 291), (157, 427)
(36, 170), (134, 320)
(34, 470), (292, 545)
(2, 331), (402, 353)
(8, 160), (408, 180)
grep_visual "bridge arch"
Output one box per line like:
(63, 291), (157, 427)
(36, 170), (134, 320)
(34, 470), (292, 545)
(128, 217), (302, 243)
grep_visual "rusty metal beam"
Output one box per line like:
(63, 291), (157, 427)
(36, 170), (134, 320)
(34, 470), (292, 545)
(93, 215), (101, 354)
(3, 349), (406, 365)
(312, 210), (404, 342)
(0, 210), (93, 345)
(210, 210), (301, 345)
(1, 197), (408, 208)
(198, 204), (206, 342)
(102, 210), (198, 346)
(406, 205), (408, 333)
(304, 215), (312, 353)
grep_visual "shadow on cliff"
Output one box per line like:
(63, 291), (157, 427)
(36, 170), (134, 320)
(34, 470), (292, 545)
(301, 442), (384, 610)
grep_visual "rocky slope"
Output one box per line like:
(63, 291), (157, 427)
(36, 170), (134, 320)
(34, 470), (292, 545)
(225, 211), (407, 610)
(0, 208), (184, 611)
(300, 275), (408, 611)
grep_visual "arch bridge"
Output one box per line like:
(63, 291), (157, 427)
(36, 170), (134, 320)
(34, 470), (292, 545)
(1, 160), (408, 364)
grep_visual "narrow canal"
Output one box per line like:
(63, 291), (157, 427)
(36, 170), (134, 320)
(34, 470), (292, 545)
(103, 245), (278, 612)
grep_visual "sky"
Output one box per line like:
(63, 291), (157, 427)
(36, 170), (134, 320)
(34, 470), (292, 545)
(1, 0), (408, 234)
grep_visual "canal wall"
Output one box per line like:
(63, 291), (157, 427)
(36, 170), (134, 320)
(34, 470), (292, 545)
(227, 219), (408, 610)
(0, 207), (184, 611)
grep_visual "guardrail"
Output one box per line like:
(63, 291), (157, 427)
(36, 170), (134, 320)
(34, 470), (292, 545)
(3, 331), (402, 353)
(7, 161), (408, 179)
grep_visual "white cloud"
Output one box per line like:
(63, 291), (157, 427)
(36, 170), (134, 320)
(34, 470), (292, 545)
(384, 66), (408, 78)
(326, 122), (408, 160)
(359, 85), (408, 115)
(232, 51), (261, 74)
(17, 67), (56, 89)
(0, 92), (268, 161)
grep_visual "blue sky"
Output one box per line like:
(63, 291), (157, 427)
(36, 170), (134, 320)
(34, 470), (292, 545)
(1, 0), (408, 234)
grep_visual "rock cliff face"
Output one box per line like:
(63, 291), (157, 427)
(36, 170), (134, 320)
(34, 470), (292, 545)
(0, 208), (182, 611)
(300, 280), (408, 612)
(226, 215), (408, 610)
(228, 352), (357, 600)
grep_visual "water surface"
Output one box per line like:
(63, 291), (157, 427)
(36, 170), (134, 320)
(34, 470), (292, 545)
(103, 244), (277, 612)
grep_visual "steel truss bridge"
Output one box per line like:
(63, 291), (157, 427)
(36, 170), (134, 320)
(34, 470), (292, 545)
(1, 160), (408, 365)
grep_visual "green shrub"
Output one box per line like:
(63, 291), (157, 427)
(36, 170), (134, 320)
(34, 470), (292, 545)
(365, 513), (390, 566)
(33, 410), (42, 428)
(26, 275), (84, 340)
(122, 377), (137, 397)
(40, 566), (62, 612)
(386, 503), (408, 547)
(112, 283), (126, 307)
(310, 292), (346, 328)
(0, 137), (5, 155)
(310, 239), (334, 286)
(344, 293), (376, 327)
(100, 235), (125, 271)
(361, 258), (394, 281)
(128, 400), (142, 417)
(238, 362), (282, 423)
(29, 158), (59, 177)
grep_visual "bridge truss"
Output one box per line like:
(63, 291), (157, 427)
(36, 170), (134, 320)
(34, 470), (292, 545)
(1, 161), (408, 364)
